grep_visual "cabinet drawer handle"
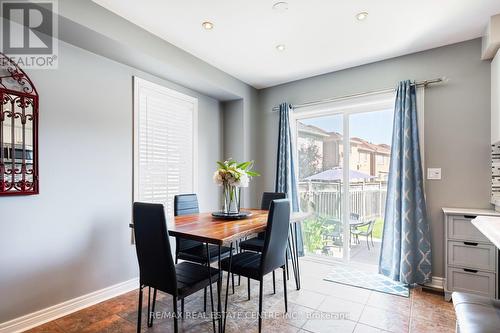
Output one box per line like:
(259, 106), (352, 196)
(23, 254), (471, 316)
(463, 268), (478, 273)
(463, 215), (477, 219)
(463, 241), (479, 246)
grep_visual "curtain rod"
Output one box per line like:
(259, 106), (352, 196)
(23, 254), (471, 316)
(272, 77), (446, 111)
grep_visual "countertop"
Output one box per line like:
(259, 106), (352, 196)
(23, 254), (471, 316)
(442, 207), (500, 217)
(471, 216), (500, 249)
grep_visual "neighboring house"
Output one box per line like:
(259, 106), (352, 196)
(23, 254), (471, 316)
(350, 137), (391, 180)
(298, 123), (391, 180)
(297, 122), (330, 172)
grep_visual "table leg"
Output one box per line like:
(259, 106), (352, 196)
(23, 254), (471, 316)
(293, 222), (301, 290)
(206, 243), (216, 333)
(218, 245), (222, 333)
(287, 232), (297, 286)
(223, 242), (233, 332)
(289, 224), (300, 290)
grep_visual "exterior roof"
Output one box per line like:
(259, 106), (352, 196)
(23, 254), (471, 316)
(299, 123), (391, 155)
(351, 137), (391, 155)
(297, 123), (330, 138)
(305, 167), (375, 181)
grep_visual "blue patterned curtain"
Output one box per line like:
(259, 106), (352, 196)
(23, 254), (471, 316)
(275, 103), (303, 254)
(379, 80), (432, 284)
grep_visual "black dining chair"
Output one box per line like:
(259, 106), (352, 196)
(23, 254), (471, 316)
(174, 194), (203, 262)
(221, 199), (290, 333)
(174, 194), (231, 264)
(238, 192), (286, 295)
(174, 194), (232, 310)
(239, 192), (286, 252)
(132, 202), (218, 333)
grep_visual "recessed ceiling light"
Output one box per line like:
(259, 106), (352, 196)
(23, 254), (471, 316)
(272, 2), (289, 13)
(356, 12), (368, 21)
(276, 44), (286, 52)
(202, 21), (214, 30)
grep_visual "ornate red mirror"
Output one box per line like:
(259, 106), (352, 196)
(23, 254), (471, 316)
(0, 52), (39, 195)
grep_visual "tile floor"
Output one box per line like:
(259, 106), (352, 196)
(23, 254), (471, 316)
(25, 259), (456, 333)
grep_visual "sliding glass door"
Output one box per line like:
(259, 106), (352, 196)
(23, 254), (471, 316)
(347, 110), (392, 270)
(294, 92), (394, 267)
(297, 113), (346, 260)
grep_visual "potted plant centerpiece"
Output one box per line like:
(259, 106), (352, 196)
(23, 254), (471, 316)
(213, 159), (260, 215)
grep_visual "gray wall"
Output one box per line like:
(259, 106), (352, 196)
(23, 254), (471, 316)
(222, 100), (245, 162)
(0, 40), (223, 322)
(256, 39), (492, 278)
(222, 98), (261, 207)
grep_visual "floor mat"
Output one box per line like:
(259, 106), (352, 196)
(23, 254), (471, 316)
(324, 263), (409, 297)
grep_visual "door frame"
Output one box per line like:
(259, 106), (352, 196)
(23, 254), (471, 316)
(290, 90), (396, 263)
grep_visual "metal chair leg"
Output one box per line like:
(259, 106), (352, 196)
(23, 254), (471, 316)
(285, 252), (289, 280)
(247, 278), (251, 300)
(366, 236), (370, 251)
(238, 247), (243, 286)
(272, 271), (276, 294)
(258, 278), (263, 333)
(204, 287), (207, 312)
(173, 296), (178, 333)
(137, 286), (143, 333)
(232, 273), (235, 294)
(181, 298), (184, 319)
(283, 266), (287, 312)
(148, 288), (157, 327)
(146, 287), (151, 326)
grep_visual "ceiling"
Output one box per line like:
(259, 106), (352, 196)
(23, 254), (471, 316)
(93, 0), (500, 89)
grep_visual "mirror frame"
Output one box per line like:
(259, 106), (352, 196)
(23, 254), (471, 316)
(0, 52), (39, 196)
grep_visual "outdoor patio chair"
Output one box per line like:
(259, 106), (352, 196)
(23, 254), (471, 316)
(350, 220), (376, 250)
(322, 219), (343, 253)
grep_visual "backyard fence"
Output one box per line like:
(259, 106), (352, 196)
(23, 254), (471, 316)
(298, 181), (388, 221)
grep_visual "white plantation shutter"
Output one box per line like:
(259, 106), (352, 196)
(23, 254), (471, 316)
(134, 77), (198, 218)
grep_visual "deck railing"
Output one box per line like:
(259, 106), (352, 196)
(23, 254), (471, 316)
(298, 181), (387, 221)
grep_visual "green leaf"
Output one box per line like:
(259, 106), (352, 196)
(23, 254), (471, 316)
(237, 161), (251, 170)
(216, 161), (226, 169)
(246, 171), (260, 177)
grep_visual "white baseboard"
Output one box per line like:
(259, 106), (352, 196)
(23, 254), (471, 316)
(425, 276), (444, 290)
(0, 277), (139, 333)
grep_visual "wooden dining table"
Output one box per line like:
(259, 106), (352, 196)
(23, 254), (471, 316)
(169, 209), (269, 246)
(167, 208), (309, 333)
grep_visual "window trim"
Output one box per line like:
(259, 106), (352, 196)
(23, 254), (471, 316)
(132, 76), (199, 207)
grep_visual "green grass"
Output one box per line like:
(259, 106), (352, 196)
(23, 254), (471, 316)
(356, 218), (384, 239)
